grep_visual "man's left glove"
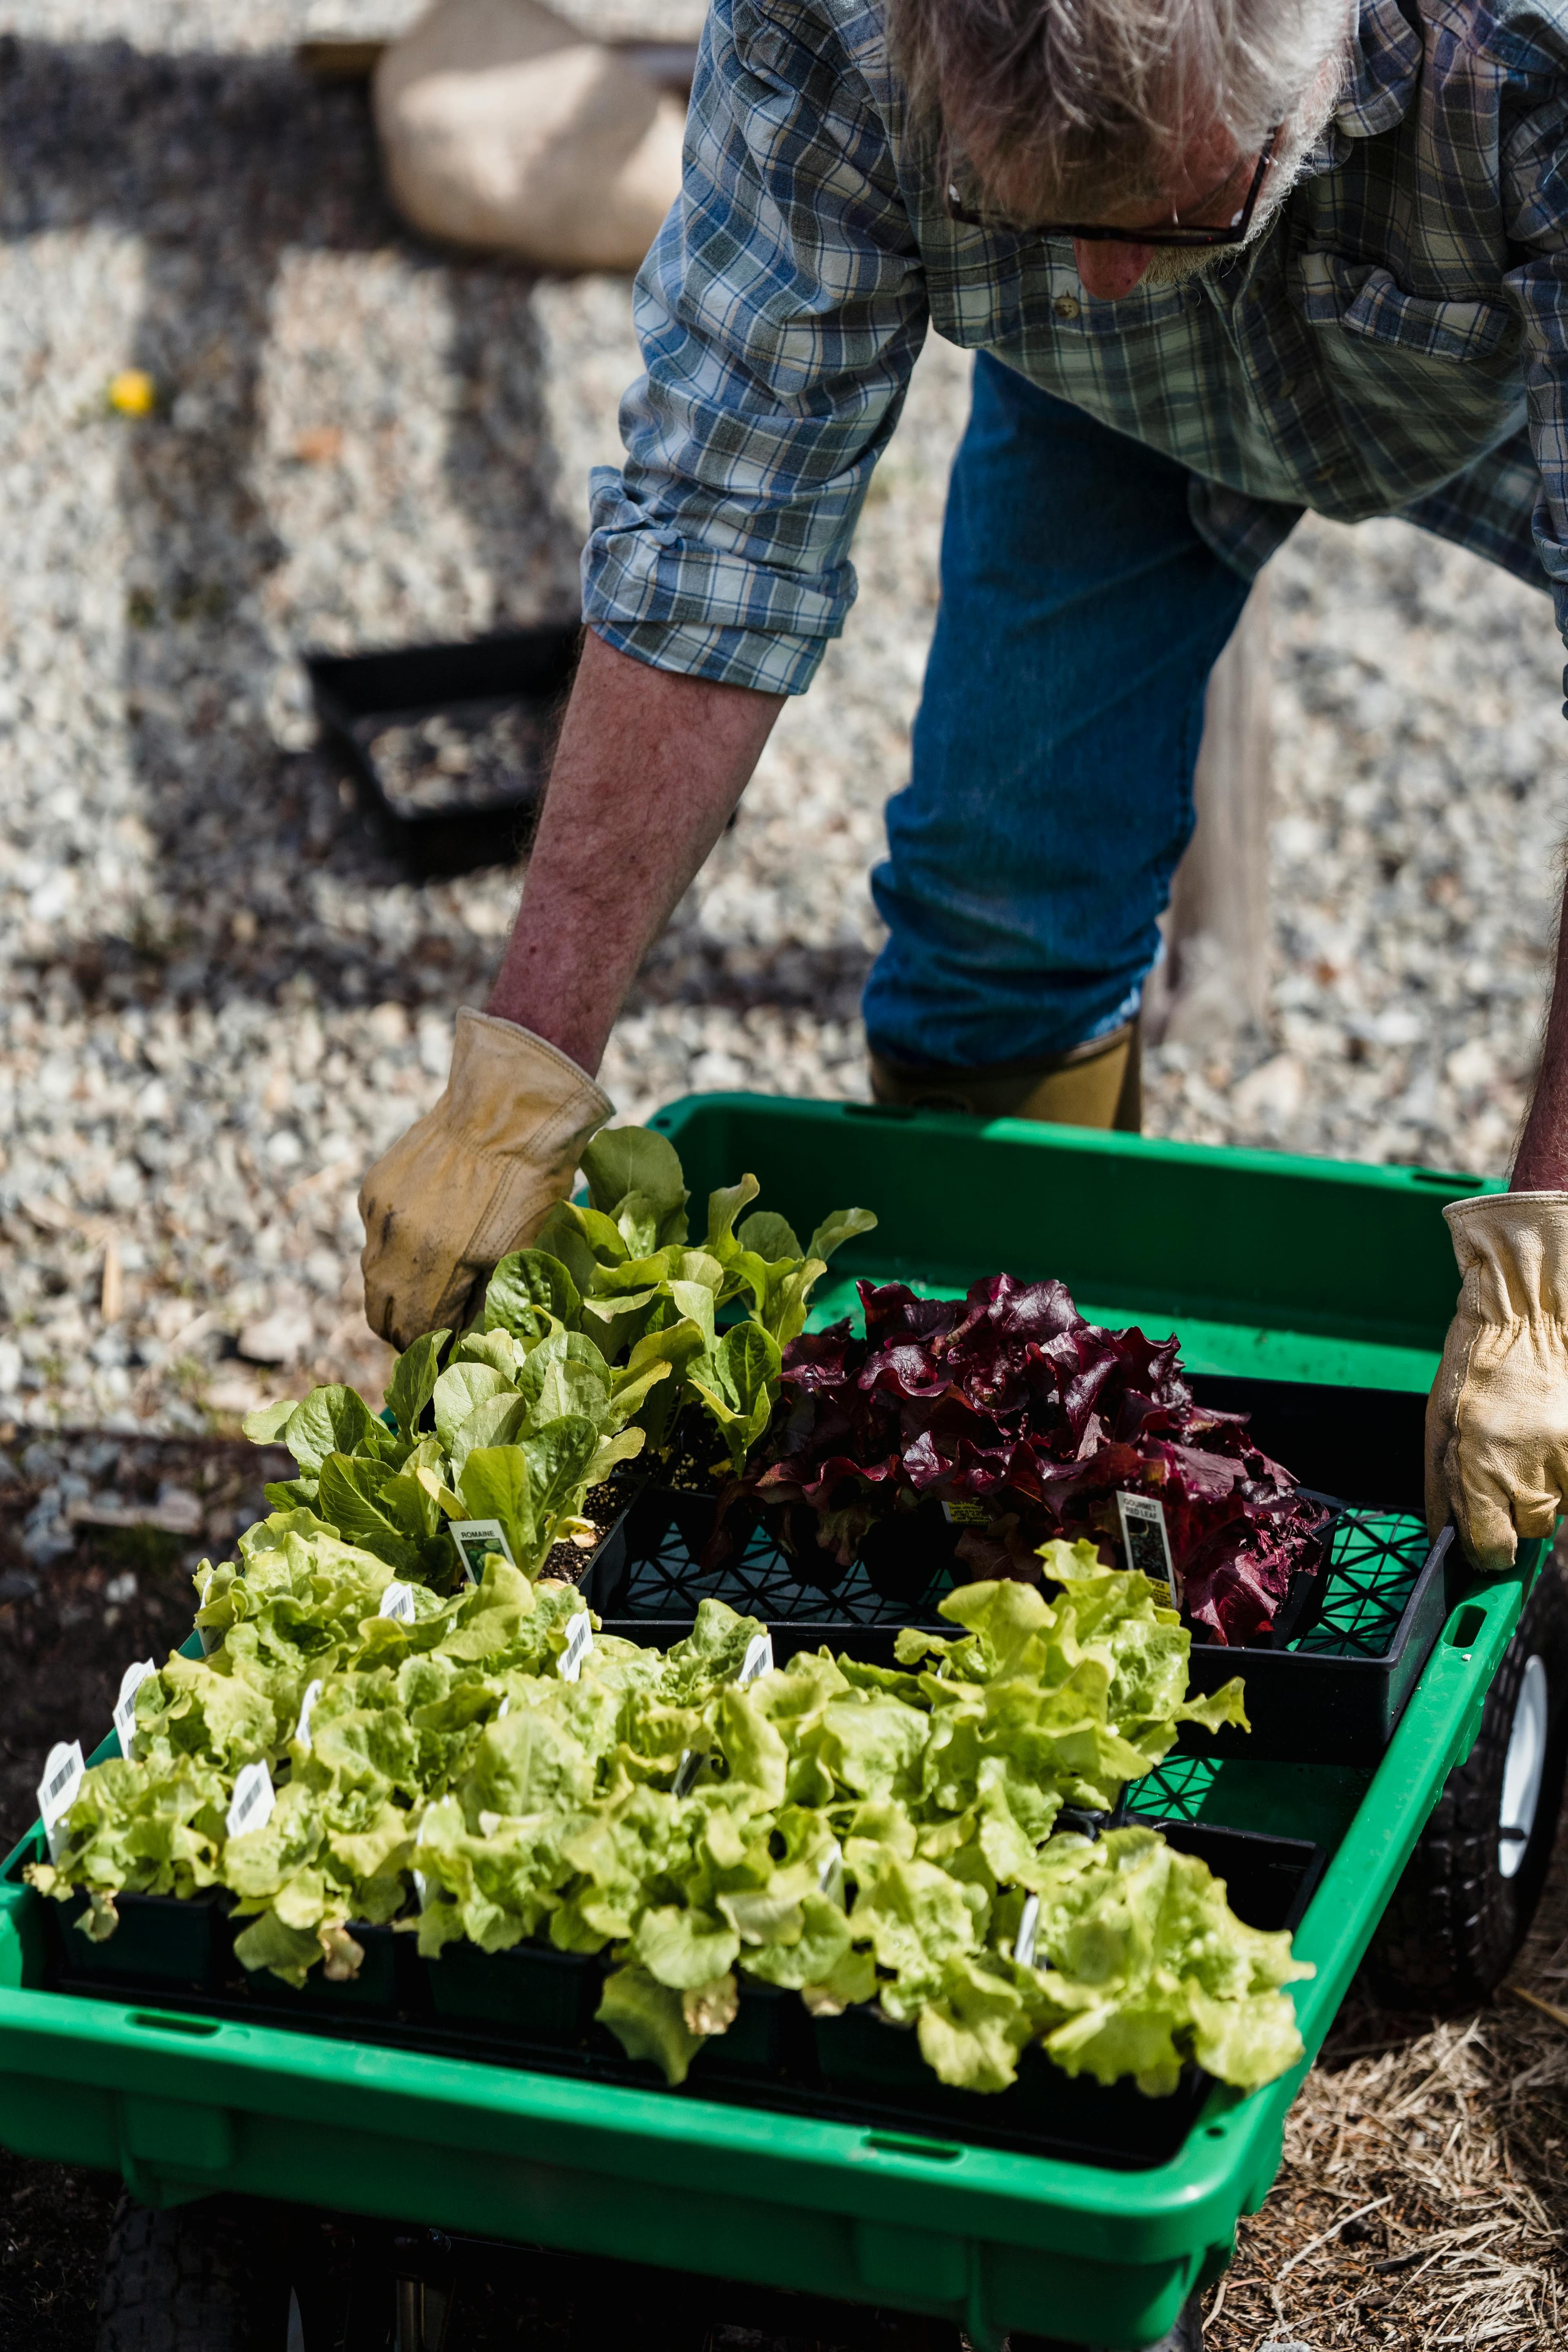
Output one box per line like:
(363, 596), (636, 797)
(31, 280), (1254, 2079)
(359, 1008), (611, 1350)
(1426, 1191), (1568, 1570)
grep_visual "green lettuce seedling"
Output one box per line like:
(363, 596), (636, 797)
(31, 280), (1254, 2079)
(27, 1531), (1307, 2105)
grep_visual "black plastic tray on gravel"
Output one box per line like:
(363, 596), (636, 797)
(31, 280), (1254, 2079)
(576, 1374), (1446, 1765)
(306, 622), (579, 877)
(16, 1816), (1321, 2172)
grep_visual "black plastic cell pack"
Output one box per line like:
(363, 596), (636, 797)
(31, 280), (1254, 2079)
(22, 1815), (1322, 2171)
(574, 1370), (1448, 1767)
(306, 624), (579, 878)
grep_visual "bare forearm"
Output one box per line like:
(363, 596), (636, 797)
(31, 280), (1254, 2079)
(486, 629), (784, 1074)
(1513, 869), (1568, 1189)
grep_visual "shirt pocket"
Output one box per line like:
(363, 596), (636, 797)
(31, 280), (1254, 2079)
(1293, 251), (1515, 363)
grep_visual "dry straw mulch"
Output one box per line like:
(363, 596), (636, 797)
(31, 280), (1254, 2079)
(1203, 1821), (1568, 2351)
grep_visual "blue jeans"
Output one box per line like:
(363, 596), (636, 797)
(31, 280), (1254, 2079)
(862, 353), (1258, 1069)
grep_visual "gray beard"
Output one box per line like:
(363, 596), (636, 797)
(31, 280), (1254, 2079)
(1137, 53), (1349, 291)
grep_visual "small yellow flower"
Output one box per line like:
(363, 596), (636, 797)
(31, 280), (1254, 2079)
(107, 369), (157, 417)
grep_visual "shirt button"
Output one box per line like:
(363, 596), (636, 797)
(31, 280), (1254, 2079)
(1053, 293), (1080, 321)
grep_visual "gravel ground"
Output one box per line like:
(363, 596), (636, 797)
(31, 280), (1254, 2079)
(1, 0), (1566, 1452)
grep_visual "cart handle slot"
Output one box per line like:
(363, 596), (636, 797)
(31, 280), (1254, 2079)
(126, 2010), (222, 2037)
(862, 2134), (963, 2161)
(1447, 1604), (1487, 1650)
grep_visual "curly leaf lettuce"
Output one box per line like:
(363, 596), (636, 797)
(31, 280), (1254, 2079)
(29, 1541), (1304, 2107)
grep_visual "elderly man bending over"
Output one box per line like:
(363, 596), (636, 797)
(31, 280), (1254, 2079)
(361, 0), (1568, 1574)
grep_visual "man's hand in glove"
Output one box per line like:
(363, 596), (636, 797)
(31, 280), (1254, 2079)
(359, 1010), (610, 1350)
(1426, 1192), (1568, 1570)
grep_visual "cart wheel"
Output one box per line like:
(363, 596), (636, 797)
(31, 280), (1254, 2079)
(95, 2195), (293, 2352)
(1007, 2284), (1203, 2352)
(1364, 1555), (1568, 2010)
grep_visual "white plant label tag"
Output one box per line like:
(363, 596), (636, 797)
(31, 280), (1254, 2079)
(113, 1660), (156, 1760)
(1116, 1491), (1178, 1604)
(673, 1748), (703, 1797)
(497, 1696), (510, 1719)
(379, 1581), (416, 1624)
(413, 1869), (431, 1911)
(294, 1678), (324, 1748)
(450, 1519), (514, 1584)
(226, 1760), (275, 1842)
(738, 1630), (774, 1686)
(1014, 1891), (1041, 1971)
(559, 1610), (593, 1683)
(817, 1838), (845, 1905)
(38, 1740), (85, 1863)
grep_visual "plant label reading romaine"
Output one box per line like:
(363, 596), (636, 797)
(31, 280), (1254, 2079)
(1014, 1891), (1041, 1971)
(1116, 1491), (1178, 1603)
(817, 1838), (845, 1905)
(112, 1660), (156, 1760)
(379, 1581), (416, 1624)
(226, 1760), (275, 1842)
(294, 1678), (324, 1748)
(450, 1518), (514, 1583)
(38, 1740), (85, 1863)
(738, 1631), (774, 1685)
(559, 1610), (593, 1683)
(673, 1748), (703, 1797)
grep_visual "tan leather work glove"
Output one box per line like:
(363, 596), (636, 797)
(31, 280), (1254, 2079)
(1425, 1191), (1568, 1570)
(359, 1008), (611, 1349)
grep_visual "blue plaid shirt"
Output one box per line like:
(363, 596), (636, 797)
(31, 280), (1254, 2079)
(583, 0), (1568, 696)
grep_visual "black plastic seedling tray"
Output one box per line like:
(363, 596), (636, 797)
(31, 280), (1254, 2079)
(1172, 1377), (1446, 1763)
(18, 1815), (1320, 2172)
(306, 622), (580, 877)
(572, 1370), (1447, 1764)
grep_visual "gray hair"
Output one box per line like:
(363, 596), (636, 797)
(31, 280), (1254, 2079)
(891, 0), (1350, 218)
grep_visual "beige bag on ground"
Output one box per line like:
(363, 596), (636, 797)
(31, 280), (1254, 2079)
(373, 0), (686, 273)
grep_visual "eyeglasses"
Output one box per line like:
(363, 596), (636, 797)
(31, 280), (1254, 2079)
(943, 125), (1281, 248)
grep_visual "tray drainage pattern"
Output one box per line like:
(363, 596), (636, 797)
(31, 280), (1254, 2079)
(616, 1512), (953, 1628)
(1292, 1510), (1430, 1658)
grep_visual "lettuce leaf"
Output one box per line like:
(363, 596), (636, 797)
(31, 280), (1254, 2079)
(748, 1276), (1325, 1641)
(31, 1501), (1303, 2109)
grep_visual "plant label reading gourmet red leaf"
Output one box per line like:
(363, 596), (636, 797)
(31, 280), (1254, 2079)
(1117, 1491), (1178, 1604)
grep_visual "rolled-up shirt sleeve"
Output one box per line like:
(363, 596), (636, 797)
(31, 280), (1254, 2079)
(581, 0), (930, 695)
